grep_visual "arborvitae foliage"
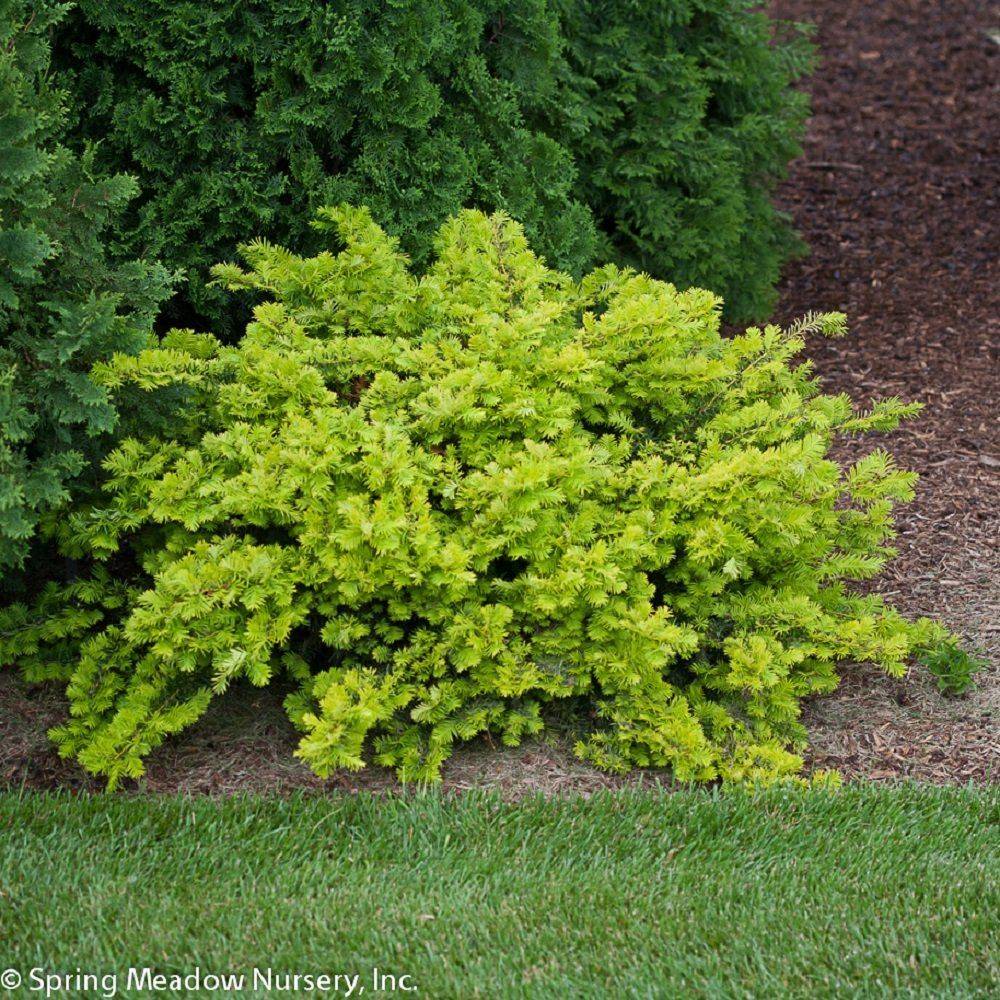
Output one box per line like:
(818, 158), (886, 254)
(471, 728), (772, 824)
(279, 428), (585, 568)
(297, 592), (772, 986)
(52, 0), (597, 333)
(0, 207), (966, 788)
(51, 1), (810, 332)
(543, 0), (813, 321)
(0, 1), (173, 573)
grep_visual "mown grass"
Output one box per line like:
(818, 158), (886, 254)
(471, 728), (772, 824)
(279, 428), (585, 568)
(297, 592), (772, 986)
(1, 784), (997, 998)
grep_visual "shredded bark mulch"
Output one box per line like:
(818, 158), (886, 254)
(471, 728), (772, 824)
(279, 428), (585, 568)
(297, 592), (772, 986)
(773, 0), (999, 784)
(1, 0), (996, 793)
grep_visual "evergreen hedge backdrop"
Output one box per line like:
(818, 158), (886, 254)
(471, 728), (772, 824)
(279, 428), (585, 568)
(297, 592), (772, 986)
(0, 0), (172, 573)
(52, 0), (812, 332)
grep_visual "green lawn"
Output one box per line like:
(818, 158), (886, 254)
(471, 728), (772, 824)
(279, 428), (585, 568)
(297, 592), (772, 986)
(1, 785), (996, 998)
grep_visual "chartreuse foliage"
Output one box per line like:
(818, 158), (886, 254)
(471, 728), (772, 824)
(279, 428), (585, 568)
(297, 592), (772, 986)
(51, 0), (810, 330)
(0, 208), (964, 788)
(0, 0), (172, 573)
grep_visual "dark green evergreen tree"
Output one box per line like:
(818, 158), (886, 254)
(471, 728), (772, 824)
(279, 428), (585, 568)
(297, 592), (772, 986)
(543, 0), (813, 320)
(52, 1), (811, 332)
(53, 0), (596, 333)
(0, 0), (172, 573)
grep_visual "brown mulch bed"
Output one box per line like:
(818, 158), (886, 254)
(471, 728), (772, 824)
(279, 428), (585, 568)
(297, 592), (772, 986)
(771, 0), (999, 783)
(0, 675), (677, 796)
(1, 0), (996, 794)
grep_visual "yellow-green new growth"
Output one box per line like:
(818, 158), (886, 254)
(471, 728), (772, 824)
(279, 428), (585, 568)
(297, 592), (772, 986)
(0, 206), (966, 788)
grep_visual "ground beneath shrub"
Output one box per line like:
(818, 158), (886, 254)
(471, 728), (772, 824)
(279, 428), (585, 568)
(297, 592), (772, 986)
(1, 0), (996, 794)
